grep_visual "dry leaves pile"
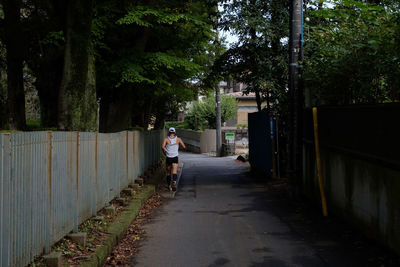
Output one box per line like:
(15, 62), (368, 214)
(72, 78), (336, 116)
(28, 185), (151, 267)
(105, 192), (164, 266)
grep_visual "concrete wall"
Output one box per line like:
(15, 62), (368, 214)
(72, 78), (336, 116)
(303, 144), (400, 254)
(176, 129), (216, 153)
(200, 129), (216, 153)
(303, 104), (400, 255)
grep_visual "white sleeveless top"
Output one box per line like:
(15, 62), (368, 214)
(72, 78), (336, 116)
(165, 136), (179, 158)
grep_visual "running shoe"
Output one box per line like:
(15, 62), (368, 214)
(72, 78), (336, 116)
(171, 181), (177, 191)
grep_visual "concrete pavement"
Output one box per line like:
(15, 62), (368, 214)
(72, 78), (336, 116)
(133, 152), (398, 267)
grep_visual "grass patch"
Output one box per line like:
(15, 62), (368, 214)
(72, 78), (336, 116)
(0, 130), (22, 133)
(0, 120), (57, 132)
(26, 120), (41, 130)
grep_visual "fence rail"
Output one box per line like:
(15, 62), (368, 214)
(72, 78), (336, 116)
(0, 130), (164, 267)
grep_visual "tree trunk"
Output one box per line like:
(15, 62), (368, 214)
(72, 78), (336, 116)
(58, 0), (97, 131)
(0, 70), (7, 127)
(153, 100), (166, 130)
(143, 98), (153, 130)
(249, 1), (262, 113)
(130, 104), (146, 130)
(255, 90), (262, 112)
(3, 0), (26, 130)
(99, 86), (133, 132)
(98, 27), (152, 133)
(288, 0), (303, 197)
(30, 0), (66, 128)
(36, 52), (64, 128)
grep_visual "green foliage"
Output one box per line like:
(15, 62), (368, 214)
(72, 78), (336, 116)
(0, 130), (22, 133)
(26, 120), (40, 130)
(94, 0), (217, 129)
(215, 0), (289, 112)
(40, 31), (64, 46)
(26, 120), (57, 131)
(117, 5), (207, 27)
(235, 123), (248, 128)
(304, 0), (400, 104)
(185, 95), (237, 129)
(165, 121), (191, 130)
(118, 52), (201, 87)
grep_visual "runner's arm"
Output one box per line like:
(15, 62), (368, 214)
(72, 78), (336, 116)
(161, 138), (167, 154)
(178, 138), (186, 150)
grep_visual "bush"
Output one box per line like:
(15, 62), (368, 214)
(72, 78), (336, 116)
(185, 95), (237, 129)
(235, 123), (248, 128)
(26, 120), (41, 130)
(164, 121), (191, 130)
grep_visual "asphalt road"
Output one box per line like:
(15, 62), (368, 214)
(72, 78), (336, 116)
(133, 152), (398, 267)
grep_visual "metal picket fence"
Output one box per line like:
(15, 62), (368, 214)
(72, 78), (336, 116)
(0, 130), (165, 267)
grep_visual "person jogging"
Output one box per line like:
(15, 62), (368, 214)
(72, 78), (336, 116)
(162, 127), (186, 191)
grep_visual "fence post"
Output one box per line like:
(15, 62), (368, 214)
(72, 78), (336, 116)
(142, 133), (144, 174)
(74, 132), (79, 232)
(106, 134), (110, 205)
(126, 131), (129, 185)
(312, 107), (328, 217)
(132, 132), (136, 183)
(0, 134), (3, 266)
(1, 134), (11, 265)
(45, 132), (52, 253)
(117, 134), (120, 196)
(93, 133), (98, 216)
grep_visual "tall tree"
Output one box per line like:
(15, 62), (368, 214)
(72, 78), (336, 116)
(304, 0), (400, 105)
(58, 0), (97, 131)
(0, 46), (6, 129)
(217, 0), (289, 113)
(24, 0), (66, 128)
(95, 0), (216, 132)
(3, 0), (26, 130)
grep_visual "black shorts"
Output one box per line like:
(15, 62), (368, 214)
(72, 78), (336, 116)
(166, 156), (178, 165)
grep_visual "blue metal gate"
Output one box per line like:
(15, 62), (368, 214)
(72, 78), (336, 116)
(248, 112), (273, 176)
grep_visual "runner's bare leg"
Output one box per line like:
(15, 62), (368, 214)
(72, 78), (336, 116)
(172, 163), (178, 175)
(166, 164), (172, 188)
(167, 164), (172, 176)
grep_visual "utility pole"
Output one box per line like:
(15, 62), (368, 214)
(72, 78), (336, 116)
(288, 0), (303, 197)
(215, 11), (222, 157)
(216, 84), (222, 156)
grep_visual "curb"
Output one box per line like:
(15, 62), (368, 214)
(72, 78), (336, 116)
(81, 186), (155, 267)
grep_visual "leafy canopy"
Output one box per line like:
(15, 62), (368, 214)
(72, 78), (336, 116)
(94, 0), (218, 128)
(304, 0), (400, 104)
(213, 0), (289, 112)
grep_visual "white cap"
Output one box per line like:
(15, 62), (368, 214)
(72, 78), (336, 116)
(168, 127), (176, 133)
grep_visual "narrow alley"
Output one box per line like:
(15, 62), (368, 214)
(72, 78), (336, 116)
(132, 153), (399, 267)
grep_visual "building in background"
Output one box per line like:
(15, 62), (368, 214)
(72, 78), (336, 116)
(225, 92), (261, 127)
(167, 80), (264, 126)
(219, 81), (265, 127)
